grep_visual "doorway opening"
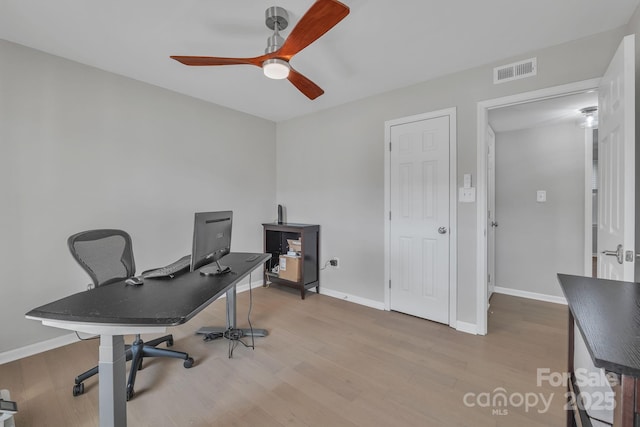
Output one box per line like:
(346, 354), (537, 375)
(476, 78), (601, 335)
(487, 91), (599, 302)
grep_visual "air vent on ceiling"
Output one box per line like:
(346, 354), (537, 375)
(493, 58), (537, 84)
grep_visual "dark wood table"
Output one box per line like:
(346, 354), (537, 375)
(558, 273), (640, 427)
(26, 252), (270, 427)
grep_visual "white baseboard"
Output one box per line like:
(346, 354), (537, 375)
(312, 288), (480, 337)
(309, 287), (386, 310)
(455, 321), (478, 335)
(311, 287), (477, 334)
(494, 286), (567, 305)
(0, 333), (78, 365)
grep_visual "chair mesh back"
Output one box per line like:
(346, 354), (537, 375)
(68, 229), (136, 287)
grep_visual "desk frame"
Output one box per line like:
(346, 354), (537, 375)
(27, 253), (270, 427)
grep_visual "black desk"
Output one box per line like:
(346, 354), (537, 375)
(558, 274), (640, 427)
(26, 252), (270, 427)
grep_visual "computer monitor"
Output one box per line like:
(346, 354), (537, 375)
(191, 211), (233, 275)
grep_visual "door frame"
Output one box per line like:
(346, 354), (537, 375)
(486, 125), (496, 302)
(584, 128), (595, 278)
(476, 78), (600, 335)
(384, 107), (458, 328)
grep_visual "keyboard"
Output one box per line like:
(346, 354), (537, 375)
(143, 255), (191, 279)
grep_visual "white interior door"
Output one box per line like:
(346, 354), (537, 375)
(575, 34), (634, 425)
(389, 114), (450, 324)
(487, 126), (496, 302)
(597, 34), (635, 281)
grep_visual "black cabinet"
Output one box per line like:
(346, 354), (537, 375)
(262, 223), (319, 299)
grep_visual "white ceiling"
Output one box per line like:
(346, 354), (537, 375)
(489, 90), (599, 133)
(1, 0), (638, 122)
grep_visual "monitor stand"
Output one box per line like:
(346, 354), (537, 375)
(199, 260), (231, 276)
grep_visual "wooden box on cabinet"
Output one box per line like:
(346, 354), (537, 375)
(262, 223), (319, 299)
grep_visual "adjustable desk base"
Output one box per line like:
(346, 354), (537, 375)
(197, 283), (268, 340)
(195, 326), (268, 338)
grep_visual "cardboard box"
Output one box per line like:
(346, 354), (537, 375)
(287, 239), (302, 253)
(279, 254), (301, 282)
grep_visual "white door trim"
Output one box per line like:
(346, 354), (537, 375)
(487, 125), (496, 302)
(384, 107), (457, 328)
(476, 78), (600, 335)
(584, 129), (594, 277)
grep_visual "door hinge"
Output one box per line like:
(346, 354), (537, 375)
(389, 142), (392, 151)
(389, 211), (392, 220)
(389, 279), (392, 289)
(488, 273), (491, 284)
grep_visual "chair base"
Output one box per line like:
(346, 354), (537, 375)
(73, 334), (194, 400)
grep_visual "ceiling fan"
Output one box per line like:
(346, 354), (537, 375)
(170, 0), (350, 100)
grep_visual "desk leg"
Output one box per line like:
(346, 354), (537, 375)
(225, 285), (268, 337)
(567, 311), (574, 427)
(99, 334), (127, 427)
(614, 375), (636, 427)
(196, 285), (268, 338)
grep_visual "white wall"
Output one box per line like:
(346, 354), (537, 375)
(494, 123), (585, 298)
(2, 20), (637, 355)
(0, 40), (276, 353)
(276, 27), (626, 323)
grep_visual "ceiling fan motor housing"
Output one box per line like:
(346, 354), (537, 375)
(265, 6), (289, 54)
(265, 6), (289, 31)
(265, 33), (285, 54)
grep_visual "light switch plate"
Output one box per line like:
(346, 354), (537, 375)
(459, 187), (476, 203)
(463, 173), (472, 189)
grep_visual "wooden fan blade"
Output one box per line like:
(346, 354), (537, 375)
(170, 55), (268, 67)
(287, 67), (324, 100)
(278, 0), (350, 59)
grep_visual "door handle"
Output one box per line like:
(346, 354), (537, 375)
(438, 227), (448, 234)
(602, 244), (624, 264)
(491, 221), (499, 228)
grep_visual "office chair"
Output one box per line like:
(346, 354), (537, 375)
(67, 229), (194, 401)
(0, 389), (16, 427)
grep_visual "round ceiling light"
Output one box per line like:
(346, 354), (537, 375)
(263, 59), (290, 80)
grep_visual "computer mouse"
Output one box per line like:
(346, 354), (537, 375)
(125, 277), (144, 286)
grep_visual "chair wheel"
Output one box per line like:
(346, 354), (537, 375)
(72, 383), (84, 397)
(184, 357), (194, 368)
(167, 338), (174, 347)
(126, 386), (135, 401)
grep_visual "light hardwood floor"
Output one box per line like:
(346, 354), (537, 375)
(1, 288), (568, 426)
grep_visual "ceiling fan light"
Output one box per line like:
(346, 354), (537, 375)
(263, 59), (290, 79)
(579, 106), (598, 128)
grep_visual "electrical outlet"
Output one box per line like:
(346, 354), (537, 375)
(329, 257), (340, 268)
